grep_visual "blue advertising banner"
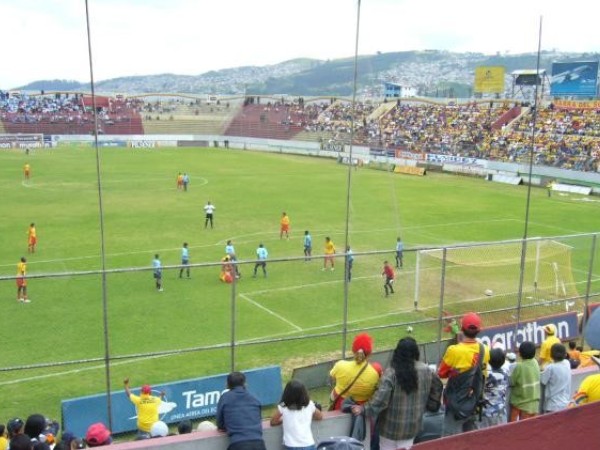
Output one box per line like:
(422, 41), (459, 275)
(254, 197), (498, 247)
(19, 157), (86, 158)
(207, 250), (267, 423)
(476, 312), (579, 351)
(550, 62), (599, 97)
(62, 366), (282, 437)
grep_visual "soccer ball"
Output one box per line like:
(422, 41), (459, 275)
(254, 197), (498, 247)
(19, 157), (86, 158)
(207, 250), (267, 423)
(406, 326), (413, 334)
(484, 289), (493, 296)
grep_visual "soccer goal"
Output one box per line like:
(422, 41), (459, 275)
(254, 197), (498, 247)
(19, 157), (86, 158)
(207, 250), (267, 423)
(413, 238), (578, 314)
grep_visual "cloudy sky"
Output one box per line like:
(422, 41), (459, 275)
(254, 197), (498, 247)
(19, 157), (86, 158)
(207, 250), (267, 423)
(1, 0), (598, 89)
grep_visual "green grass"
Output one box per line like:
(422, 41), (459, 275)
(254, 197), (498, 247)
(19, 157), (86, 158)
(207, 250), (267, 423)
(0, 146), (598, 423)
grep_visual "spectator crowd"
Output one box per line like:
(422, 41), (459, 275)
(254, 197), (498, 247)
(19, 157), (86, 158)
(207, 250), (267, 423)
(1, 91), (599, 172)
(4, 312), (599, 450)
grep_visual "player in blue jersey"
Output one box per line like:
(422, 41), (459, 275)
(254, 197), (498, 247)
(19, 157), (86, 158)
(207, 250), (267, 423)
(395, 237), (404, 269)
(303, 230), (312, 261)
(253, 243), (268, 278)
(225, 239), (241, 278)
(153, 254), (163, 291)
(179, 242), (190, 278)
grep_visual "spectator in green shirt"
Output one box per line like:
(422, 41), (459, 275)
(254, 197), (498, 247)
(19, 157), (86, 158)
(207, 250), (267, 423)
(509, 341), (540, 421)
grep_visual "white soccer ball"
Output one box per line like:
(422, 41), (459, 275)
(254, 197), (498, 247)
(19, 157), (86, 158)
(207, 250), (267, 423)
(484, 289), (493, 296)
(406, 326), (413, 334)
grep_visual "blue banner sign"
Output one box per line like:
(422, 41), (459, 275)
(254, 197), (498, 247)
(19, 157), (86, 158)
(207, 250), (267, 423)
(476, 312), (579, 351)
(550, 62), (599, 97)
(62, 366), (282, 437)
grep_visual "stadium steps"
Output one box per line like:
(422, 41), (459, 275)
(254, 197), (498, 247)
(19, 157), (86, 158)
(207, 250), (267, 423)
(224, 105), (305, 140)
(293, 130), (336, 142)
(368, 101), (396, 121)
(142, 117), (231, 135)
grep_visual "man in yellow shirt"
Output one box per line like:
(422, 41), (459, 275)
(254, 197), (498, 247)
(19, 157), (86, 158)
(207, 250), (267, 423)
(538, 324), (561, 368)
(438, 312), (490, 435)
(570, 373), (600, 406)
(24, 163), (31, 180)
(16, 257), (30, 303)
(329, 333), (379, 410)
(124, 378), (165, 437)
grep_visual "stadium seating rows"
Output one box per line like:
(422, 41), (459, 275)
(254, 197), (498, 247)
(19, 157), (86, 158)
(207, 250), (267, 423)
(1, 93), (598, 172)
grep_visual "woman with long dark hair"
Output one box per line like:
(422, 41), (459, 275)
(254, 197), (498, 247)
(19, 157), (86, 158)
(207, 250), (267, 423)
(352, 337), (442, 450)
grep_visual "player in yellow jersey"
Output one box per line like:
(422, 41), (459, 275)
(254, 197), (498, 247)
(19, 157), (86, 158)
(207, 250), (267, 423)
(323, 236), (336, 271)
(24, 163), (31, 180)
(17, 257), (30, 303)
(280, 212), (290, 240)
(28, 223), (37, 253)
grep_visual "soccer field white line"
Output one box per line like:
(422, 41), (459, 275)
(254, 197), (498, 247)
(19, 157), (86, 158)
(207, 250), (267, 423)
(239, 293), (303, 331)
(0, 353), (173, 387)
(20, 176), (209, 191)
(526, 220), (591, 236)
(0, 217), (524, 269)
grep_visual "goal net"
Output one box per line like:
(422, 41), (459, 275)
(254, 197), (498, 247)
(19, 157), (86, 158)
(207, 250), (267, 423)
(413, 239), (579, 318)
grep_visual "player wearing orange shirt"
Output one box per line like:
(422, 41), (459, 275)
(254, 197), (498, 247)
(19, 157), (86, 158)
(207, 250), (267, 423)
(17, 257), (30, 303)
(176, 172), (183, 190)
(28, 223), (37, 253)
(280, 212), (290, 239)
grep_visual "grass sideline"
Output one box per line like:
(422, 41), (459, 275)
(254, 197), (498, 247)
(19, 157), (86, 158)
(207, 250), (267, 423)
(0, 146), (598, 423)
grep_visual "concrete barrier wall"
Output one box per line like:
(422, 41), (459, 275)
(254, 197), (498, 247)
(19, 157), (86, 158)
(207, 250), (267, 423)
(108, 411), (353, 450)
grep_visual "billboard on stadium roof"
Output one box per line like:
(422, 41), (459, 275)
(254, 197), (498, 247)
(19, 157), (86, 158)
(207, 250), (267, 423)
(474, 66), (505, 93)
(550, 61), (599, 97)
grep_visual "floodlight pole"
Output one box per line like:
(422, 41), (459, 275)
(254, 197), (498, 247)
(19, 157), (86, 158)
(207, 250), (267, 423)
(513, 16), (543, 349)
(341, 0), (361, 358)
(85, 0), (113, 430)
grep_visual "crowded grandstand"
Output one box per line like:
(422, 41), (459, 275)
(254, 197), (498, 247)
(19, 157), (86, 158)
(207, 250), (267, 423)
(1, 90), (598, 172)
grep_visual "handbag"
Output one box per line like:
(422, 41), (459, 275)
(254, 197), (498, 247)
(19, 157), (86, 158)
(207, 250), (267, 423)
(328, 362), (371, 411)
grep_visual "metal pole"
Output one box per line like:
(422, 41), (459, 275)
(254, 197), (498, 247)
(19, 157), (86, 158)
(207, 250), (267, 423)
(84, 0), (113, 430)
(341, 0), (361, 358)
(581, 234), (597, 345)
(230, 264), (238, 371)
(436, 248), (448, 363)
(513, 16), (543, 347)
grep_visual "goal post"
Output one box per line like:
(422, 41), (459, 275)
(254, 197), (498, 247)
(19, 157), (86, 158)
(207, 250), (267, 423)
(413, 238), (578, 313)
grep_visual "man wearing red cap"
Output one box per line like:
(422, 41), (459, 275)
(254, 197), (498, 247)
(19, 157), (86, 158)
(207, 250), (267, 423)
(124, 378), (165, 437)
(438, 312), (490, 436)
(329, 333), (380, 410)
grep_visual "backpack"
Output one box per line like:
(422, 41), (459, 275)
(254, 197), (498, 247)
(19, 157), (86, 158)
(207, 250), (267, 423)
(444, 343), (485, 420)
(317, 437), (364, 450)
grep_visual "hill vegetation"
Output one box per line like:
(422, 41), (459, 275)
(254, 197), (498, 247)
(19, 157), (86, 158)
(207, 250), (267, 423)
(14, 50), (600, 97)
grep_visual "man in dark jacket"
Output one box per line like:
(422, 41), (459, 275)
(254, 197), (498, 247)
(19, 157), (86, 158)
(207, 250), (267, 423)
(216, 372), (266, 450)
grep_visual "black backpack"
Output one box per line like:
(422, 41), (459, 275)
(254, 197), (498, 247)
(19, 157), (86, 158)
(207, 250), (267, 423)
(444, 343), (485, 420)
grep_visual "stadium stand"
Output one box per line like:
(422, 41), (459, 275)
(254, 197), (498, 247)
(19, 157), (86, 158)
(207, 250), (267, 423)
(1, 92), (599, 171)
(139, 98), (238, 135)
(224, 102), (306, 140)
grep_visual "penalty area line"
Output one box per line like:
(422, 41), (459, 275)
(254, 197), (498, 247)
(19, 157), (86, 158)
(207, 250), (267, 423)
(239, 293), (303, 332)
(0, 353), (171, 387)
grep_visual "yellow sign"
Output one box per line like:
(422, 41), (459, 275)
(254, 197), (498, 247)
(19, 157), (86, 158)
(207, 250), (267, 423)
(394, 166), (426, 176)
(474, 66), (505, 93)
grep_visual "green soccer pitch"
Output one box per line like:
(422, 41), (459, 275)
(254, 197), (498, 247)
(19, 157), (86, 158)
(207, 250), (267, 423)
(0, 146), (598, 422)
